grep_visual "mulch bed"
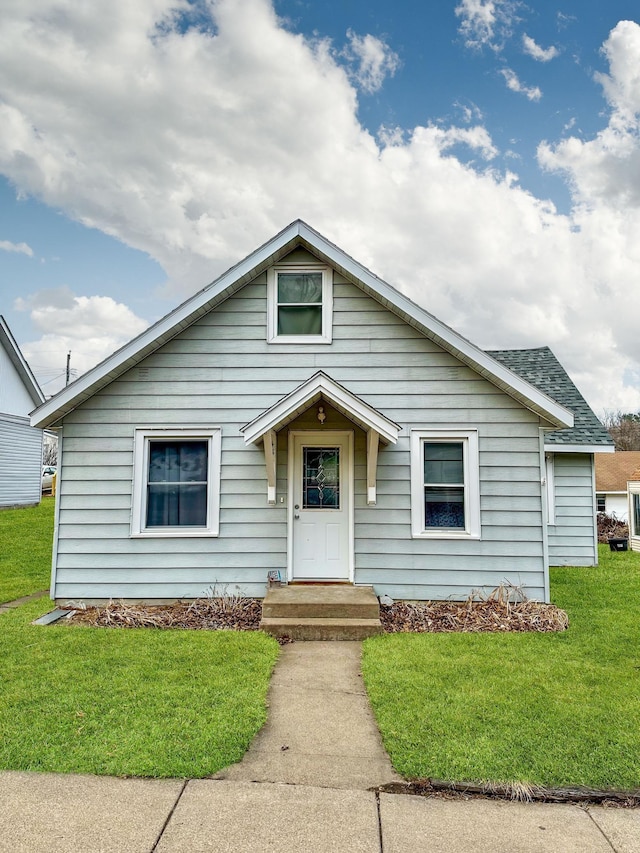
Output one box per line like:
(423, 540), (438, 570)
(65, 592), (568, 634)
(379, 598), (568, 633)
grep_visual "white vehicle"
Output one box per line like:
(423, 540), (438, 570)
(42, 466), (57, 492)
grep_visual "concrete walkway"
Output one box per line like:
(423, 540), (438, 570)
(216, 640), (400, 788)
(0, 589), (48, 615)
(1, 640), (639, 852)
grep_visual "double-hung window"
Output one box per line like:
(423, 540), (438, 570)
(267, 265), (332, 344)
(410, 429), (480, 538)
(131, 428), (221, 537)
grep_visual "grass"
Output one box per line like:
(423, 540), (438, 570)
(362, 544), (640, 791)
(0, 599), (279, 777)
(0, 498), (54, 603)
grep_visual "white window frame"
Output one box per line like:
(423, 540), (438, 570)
(131, 427), (221, 538)
(267, 264), (333, 344)
(630, 490), (640, 538)
(410, 429), (480, 539)
(545, 453), (556, 525)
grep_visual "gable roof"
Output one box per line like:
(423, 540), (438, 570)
(488, 347), (613, 451)
(31, 220), (573, 430)
(241, 371), (402, 445)
(595, 451), (640, 492)
(0, 316), (45, 409)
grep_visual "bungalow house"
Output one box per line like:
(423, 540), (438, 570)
(0, 316), (45, 507)
(30, 221), (612, 605)
(594, 451), (640, 521)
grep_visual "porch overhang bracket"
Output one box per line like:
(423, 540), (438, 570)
(367, 429), (380, 505)
(264, 429), (277, 505)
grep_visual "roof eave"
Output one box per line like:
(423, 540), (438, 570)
(0, 316), (45, 408)
(31, 219), (573, 429)
(545, 443), (614, 453)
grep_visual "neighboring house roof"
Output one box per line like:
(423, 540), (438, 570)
(0, 315), (45, 409)
(630, 468), (640, 483)
(488, 347), (613, 452)
(31, 220), (574, 430)
(595, 451), (640, 492)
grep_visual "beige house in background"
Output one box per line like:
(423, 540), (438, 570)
(594, 451), (640, 521)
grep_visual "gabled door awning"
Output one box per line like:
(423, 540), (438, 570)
(240, 371), (401, 505)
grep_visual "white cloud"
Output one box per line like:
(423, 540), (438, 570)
(17, 288), (148, 393)
(343, 30), (399, 94)
(538, 21), (640, 208)
(455, 0), (518, 51)
(0, 1), (638, 412)
(522, 34), (559, 62)
(500, 68), (542, 101)
(0, 239), (33, 256)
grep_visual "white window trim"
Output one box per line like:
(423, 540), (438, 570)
(410, 428), (480, 539)
(131, 427), (221, 538)
(545, 453), (555, 525)
(630, 488), (640, 538)
(267, 264), (333, 344)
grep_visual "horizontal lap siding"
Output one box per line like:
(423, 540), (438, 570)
(55, 263), (547, 601)
(0, 417), (43, 507)
(548, 453), (597, 566)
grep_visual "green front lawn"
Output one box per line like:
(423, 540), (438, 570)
(0, 599), (279, 777)
(0, 498), (54, 603)
(363, 545), (640, 791)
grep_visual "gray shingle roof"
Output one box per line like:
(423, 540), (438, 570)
(486, 347), (614, 447)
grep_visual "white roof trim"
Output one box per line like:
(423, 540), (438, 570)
(0, 316), (45, 409)
(545, 444), (614, 454)
(30, 219), (573, 430)
(241, 371), (401, 445)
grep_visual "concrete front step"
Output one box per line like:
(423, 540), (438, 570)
(260, 585), (383, 640)
(260, 617), (383, 641)
(262, 585), (380, 620)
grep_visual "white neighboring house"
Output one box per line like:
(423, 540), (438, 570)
(595, 451), (640, 522)
(628, 468), (640, 552)
(0, 316), (45, 507)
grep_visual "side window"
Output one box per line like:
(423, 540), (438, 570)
(410, 430), (480, 538)
(596, 494), (606, 514)
(132, 429), (221, 537)
(267, 266), (332, 344)
(632, 493), (640, 537)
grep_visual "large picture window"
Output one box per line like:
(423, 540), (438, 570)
(267, 265), (332, 344)
(132, 428), (221, 537)
(410, 429), (480, 538)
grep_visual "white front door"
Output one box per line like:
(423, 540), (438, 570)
(289, 431), (353, 581)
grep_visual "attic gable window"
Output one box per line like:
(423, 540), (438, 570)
(267, 265), (333, 344)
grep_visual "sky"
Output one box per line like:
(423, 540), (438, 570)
(1, 0), (640, 414)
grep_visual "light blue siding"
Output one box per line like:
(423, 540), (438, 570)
(548, 453), (597, 566)
(53, 252), (551, 602)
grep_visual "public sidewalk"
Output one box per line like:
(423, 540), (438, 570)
(1, 641), (638, 852)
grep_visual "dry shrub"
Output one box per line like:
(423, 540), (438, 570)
(68, 595), (262, 631)
(597, 512), (628, 543)
(380, 583), (568, 634)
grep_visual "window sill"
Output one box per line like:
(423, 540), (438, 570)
(412, 530), (481, 540)
(131, 529), (219, 539)
(267, 334), (332, 345)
